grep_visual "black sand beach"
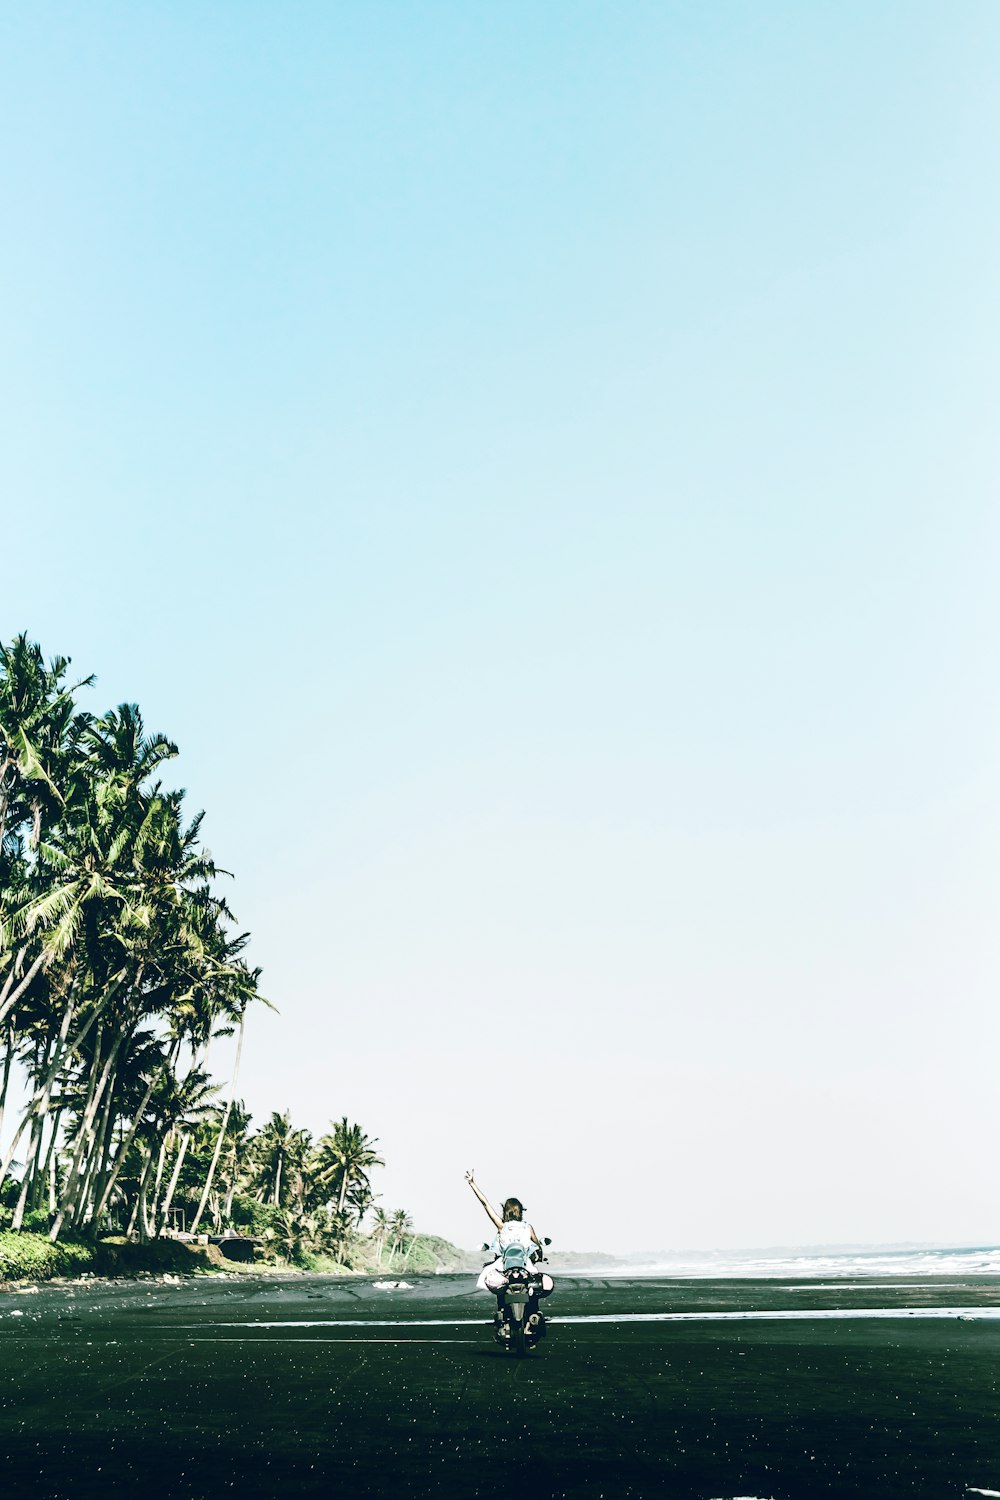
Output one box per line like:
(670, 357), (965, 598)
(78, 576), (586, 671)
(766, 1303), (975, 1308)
(2, 1272), (998, 1499)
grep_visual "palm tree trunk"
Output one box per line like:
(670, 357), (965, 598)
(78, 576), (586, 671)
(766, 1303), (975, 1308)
(53, 1017), (108, 1225)
(0, 993), (78, 1187)
(0, 969), (126, 1190)
(0, 1020), (15, 1138)
(189, 1009), (244, 1235)
(78, 1066), (118, 1232)
(0, 945), (51, 1029)
(48, 1134), (59, 1214)
(223, 1174), (239, 1223)
(0, 756), (15, 842)
(338, 1166), (352, 1216)
(127, 1142), (155, 1238)
(16, 1034), (55, 1220)
(28, 1100), (52, 1213)
(146, 1133), (169, 1236)
(157, 1131), (191, 1236)
(41, 1107), (64, 1216)
(49, 1025), (123, 1240)
(92, 1066), (163, 1224)
(11, 1111), (44, 1229)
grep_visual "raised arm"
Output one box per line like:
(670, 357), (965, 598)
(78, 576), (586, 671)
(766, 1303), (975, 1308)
(464, 1170), (503, 1231)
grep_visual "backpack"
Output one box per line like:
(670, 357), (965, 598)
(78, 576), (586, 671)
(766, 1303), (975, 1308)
(501, 1242), (529, 1272)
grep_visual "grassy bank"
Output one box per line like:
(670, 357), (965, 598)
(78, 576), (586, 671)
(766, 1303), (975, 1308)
(0, 1229), (477, 1284)
(0, 1232), (95, 1282)
(0, 1232), (233, 1283)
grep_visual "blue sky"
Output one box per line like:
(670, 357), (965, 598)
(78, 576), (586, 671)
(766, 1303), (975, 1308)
(3, 2), (999, 1251)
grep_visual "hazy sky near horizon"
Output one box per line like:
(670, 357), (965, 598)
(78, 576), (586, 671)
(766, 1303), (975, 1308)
(3, 3), (999, 1254)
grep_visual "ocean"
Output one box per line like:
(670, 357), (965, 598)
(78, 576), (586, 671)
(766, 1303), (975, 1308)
(609, 1242), (1000, 1279)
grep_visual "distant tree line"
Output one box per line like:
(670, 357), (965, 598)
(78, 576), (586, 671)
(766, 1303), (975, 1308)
(0, 635), (412, 1266)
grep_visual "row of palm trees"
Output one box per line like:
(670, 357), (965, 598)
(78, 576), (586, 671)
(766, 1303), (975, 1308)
(111, 1101), (412, 1266)
(0, 634), (409, 1264)
(172, 1105), (411, 1265)
(245, 1112), (414, 1266)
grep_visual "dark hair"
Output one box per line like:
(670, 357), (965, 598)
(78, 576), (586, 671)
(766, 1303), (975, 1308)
(502, 1197), (524, 1222)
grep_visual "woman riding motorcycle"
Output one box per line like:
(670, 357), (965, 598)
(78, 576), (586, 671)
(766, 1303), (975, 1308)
(465, 1171), (554, 1297)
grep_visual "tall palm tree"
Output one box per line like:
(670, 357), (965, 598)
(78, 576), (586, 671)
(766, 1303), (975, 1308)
(217, 1100), (253, 1224)
(251, 1110), (303, 1208)
(371, 1206), (390, 1267)
(315, 1118), (384, 1218)
(190, 977), (260, 1234)
(152, 1066), (219, 1237)
(0, 634), (91, 858)
(388, 1209), (413, 1262)
(1, 636), (282, 1251)
(0, 639), (93, 1026)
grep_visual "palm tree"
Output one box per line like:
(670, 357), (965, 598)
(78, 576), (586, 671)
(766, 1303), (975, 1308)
(1, 639), (269, 1245)
(190, 987), (254, 1235)
(0, 639), (93, 1027)
(217, 1101), (253, 1224)
(315, 1118), (384, 1219)
(251, 1110), (304, 1208)
(2, 704), (186, 1213)
(388, 1209), (413, 1263)
(371, 1206), (390, 1267)
(88, 1029), (172, 1229)
(148, 1065), (218, 1238)
(349, 1178), (375, 1227)
(0, 634), (92, 863)
(270, 1209), (321, 1263)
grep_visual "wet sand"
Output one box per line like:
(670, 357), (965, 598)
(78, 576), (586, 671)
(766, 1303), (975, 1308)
(2, 1272), (998, 1498)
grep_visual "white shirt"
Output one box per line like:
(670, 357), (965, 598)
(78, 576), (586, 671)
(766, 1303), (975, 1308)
(492, 1220), (537, 1256)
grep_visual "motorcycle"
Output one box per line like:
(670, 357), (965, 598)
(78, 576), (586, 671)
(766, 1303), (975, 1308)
(487, 1237), (552, 1357)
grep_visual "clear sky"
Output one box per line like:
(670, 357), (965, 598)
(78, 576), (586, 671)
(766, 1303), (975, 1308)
(3, 2), (999, 1254)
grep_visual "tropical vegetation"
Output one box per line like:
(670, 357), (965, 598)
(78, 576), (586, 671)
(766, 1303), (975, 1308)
(0, 634), (423, 1275)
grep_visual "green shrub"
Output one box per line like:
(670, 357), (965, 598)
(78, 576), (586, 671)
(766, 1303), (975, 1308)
(0, 1231), (95, 1281)
(20, 1208), (52, 1234)
(230, 1195), (282, 1237)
